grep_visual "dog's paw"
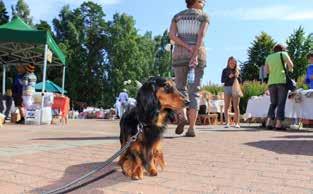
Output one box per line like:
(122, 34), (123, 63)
(148, 168), (158, 176)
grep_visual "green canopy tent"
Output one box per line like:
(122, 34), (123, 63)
(0, 17), (66, 124)
(35, 80), (67, 94)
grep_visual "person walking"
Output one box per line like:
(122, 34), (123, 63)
(169, 0), (209, 137)
(265, 44), (294, 130)
(305, 53), (313, 89)
(221, 56), (242, 128)
(118, 89), (129, 118)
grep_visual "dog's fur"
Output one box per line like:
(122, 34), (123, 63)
(118, 77), (188, 180)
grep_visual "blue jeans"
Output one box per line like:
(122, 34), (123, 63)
(267, 84), (288, 121)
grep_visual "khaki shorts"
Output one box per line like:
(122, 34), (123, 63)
(174, 66), (204, 110)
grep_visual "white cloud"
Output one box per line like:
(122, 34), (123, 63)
(211, 5), (313, 21)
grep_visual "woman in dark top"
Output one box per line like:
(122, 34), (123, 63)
(221, 56), (241, 128)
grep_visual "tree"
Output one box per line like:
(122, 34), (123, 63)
(241, 32), (276, 81)
(0, 0), (9, 25)
(36, 20), (52, 32)
(11, 0), (32, 24)
(153, 30), (172, 77)
(286, 27), (313, 80)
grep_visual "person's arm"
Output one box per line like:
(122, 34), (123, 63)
(189, 22), (209, 67)
(264, 64), (270, 75)
(169, 21), (193, 52)
(284, 54), (294, 71)
(221, 69), (228, 84)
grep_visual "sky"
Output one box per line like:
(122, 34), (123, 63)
(3, 0), (313, 84)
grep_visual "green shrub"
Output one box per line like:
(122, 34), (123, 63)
(201, 84), (224, 95)
(296, 75), (309, 90)
(240, 81), (268, 114)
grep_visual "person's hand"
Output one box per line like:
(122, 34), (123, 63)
(189, 55), (198, 68)
(187, 46), (194, 53)
(234, 71), (239, 78)
(265, 90), (270, 96)
(229, 74), (234, 79)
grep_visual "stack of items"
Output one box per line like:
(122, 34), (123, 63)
(25, 92), (53, 125)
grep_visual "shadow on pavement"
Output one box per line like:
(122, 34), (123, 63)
(275, 135), (313, 139)
(32, 136), (119, 141)
(31, 162), (130, 194)
(199, 128), (262, 132)
(245, 140), (313, 156)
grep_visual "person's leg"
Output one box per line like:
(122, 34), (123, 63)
(224, 93), (232, 127)
(186, 67), (204, 137)
(232, 95), (240, 127)
(275, 84), (288, 128)
(174, 66), (189, 135)
(266, 85), (278, 127)
(0, 96), (4, 115)
(4, 96), (13, 119)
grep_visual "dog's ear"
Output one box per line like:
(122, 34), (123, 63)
(136, 81), (160, 123)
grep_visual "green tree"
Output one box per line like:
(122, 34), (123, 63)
(36, 20), (52, 32)
(0, 0), (9, 25)
(153, 30), (172, 77)
(11, 0), (32, 24)
(286, 27), (313, 80)
(106, 13), (149, 99)
(241, 32), (276, 81)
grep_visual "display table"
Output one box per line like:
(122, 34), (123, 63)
(246, 90), (313, 120)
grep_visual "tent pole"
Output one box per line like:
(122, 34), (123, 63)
(40, 44), (48, 124)
(62, 65), (65, 96)
(2, 65), (6, 95)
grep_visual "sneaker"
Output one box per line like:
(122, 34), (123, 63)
(185, 128), (196, 137)
(234, 124), (241, 128)
(224, 124), (230, 128)
(175, 120), (187, 135)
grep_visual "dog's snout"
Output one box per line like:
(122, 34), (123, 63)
(185, 100), (190, 106)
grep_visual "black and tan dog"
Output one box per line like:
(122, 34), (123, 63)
(118, 77), (189, 180)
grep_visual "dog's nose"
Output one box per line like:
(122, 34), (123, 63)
(185, 100), (190, 106)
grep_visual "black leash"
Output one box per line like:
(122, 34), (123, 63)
(42, 123), (143, 194)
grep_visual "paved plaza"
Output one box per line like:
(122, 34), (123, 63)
(1, 120), (313, 194)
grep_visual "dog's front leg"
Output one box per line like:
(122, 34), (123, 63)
(129, 142), (144, 180)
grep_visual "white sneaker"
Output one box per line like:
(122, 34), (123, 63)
(225, 124), (230, 128)
(234, 124), (241, 128)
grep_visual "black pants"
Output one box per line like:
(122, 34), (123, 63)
(0, 95), (13, 118)
(267, 84), (288, 121)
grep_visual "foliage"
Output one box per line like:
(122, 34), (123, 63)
(240, 81), (268, 113)
(286, 27), (313, 80)
(296, 75), (309, 90)
(11, 0), (32, 25)
(241, 32), (276, 81)
(201, 84), (224, 95)
(0, 0), (9, 25)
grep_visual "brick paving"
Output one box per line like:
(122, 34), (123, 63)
(1, 120), (313, 194)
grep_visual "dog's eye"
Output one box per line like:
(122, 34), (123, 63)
(164, 85), (173, 93)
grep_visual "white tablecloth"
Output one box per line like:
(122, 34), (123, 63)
(209, 100), (224, 113)
(246, 90), (313, 119)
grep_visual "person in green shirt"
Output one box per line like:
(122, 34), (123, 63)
(264, 44), (294, 130)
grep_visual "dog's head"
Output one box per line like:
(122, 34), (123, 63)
(136, 76), (189, 124)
